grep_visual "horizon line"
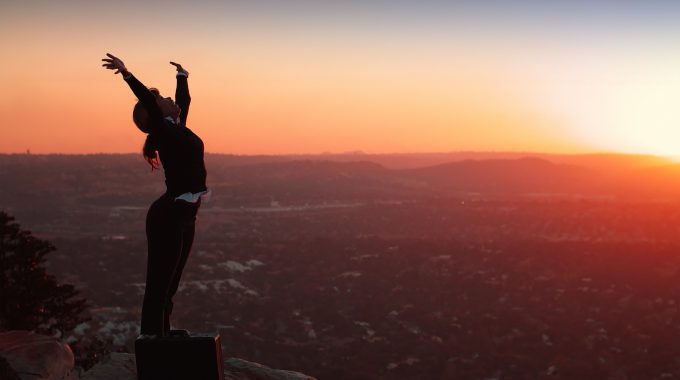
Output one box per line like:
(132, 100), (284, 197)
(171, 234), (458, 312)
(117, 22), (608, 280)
(0, 150), (674, 158)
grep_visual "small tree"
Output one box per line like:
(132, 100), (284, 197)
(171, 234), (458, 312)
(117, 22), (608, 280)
(0, 211), (88, 337)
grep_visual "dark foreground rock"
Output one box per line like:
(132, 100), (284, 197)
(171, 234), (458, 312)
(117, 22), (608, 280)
(81, 353), (316, 380)
(0, 330), (78, 380)
(223, 357), (316, 380)
(0, 331), (315, 380)
(80, 353), (136, 380)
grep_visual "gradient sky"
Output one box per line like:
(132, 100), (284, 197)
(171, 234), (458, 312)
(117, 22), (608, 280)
(2, 0), (680, 155)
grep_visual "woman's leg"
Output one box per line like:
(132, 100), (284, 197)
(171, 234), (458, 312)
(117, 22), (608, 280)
(140, 197), (185, 336)
(163, 201), (199, 334)
(163, 222), (195, 334)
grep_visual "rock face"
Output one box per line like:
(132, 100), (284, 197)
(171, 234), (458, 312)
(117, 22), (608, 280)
(81, 353), (317, 380)
(0, 330), (77, 380)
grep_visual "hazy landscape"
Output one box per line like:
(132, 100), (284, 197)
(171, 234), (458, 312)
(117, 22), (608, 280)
(3, 152), (680, 379)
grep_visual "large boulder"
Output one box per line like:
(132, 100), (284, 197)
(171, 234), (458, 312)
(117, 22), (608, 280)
(0, 330), (77, 380)
(81, 353), (317, 380)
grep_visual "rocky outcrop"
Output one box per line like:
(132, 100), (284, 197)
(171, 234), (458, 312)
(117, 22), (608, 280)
(81, 353), (317, 380)
(0, 330), (77, 380)
(0, 330), (316, 380)
(223, 357), (316, 380)
(80, 353), (136, 380)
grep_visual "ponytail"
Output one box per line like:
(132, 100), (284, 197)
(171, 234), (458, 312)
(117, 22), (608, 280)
(143, 134), (160, 170)
(133, 101), (160, 170)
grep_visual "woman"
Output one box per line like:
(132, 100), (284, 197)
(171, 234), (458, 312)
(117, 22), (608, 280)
(102, 53), (208, 337)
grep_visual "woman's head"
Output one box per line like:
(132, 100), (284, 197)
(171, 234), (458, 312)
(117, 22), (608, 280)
(132, 88), (181, 133)
(133, 88), (179, 170)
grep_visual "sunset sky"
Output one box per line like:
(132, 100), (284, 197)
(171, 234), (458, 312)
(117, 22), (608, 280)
(2, 1), (680, 155)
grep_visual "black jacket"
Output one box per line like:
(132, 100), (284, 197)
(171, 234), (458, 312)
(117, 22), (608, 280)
(124, 73), (207, 197)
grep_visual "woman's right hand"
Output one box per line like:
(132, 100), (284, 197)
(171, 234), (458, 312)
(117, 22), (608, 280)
(102, 53), (128, 75)
(170, 61), (189, 77)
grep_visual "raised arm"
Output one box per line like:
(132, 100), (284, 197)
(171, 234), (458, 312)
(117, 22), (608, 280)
(171, 62), (191, 126)
(102, 53), (165, 133)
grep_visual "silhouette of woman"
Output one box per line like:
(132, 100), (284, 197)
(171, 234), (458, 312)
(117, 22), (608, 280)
(102, 53), (208, 337)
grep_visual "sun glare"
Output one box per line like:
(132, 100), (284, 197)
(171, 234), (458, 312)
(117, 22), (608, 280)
(544, 56), (680, 158)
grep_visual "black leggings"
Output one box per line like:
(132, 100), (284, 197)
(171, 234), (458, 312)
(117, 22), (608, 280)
(140, 194), (200, 336)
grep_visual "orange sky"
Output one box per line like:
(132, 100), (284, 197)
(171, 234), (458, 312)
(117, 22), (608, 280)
(2, 1), (680, 155)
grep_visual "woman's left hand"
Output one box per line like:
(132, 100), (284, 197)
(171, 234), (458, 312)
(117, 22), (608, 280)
(170, 61), (189, 77)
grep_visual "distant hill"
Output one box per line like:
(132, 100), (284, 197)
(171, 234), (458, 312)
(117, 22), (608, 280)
(405, 157), (597, 194)
(2, 153), (680, 206)
(202, 151), (672, 171)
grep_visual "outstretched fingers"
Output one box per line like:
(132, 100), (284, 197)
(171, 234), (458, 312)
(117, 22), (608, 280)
(102, 54), (119, 65)
(101, 53), (127, 74)
(102, 62), (118, 72)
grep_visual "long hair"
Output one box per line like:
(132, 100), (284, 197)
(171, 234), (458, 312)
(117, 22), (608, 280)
(132, 101), (160, 170)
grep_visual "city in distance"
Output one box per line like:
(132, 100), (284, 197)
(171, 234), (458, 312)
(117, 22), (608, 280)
(2, 151), (680, 379)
